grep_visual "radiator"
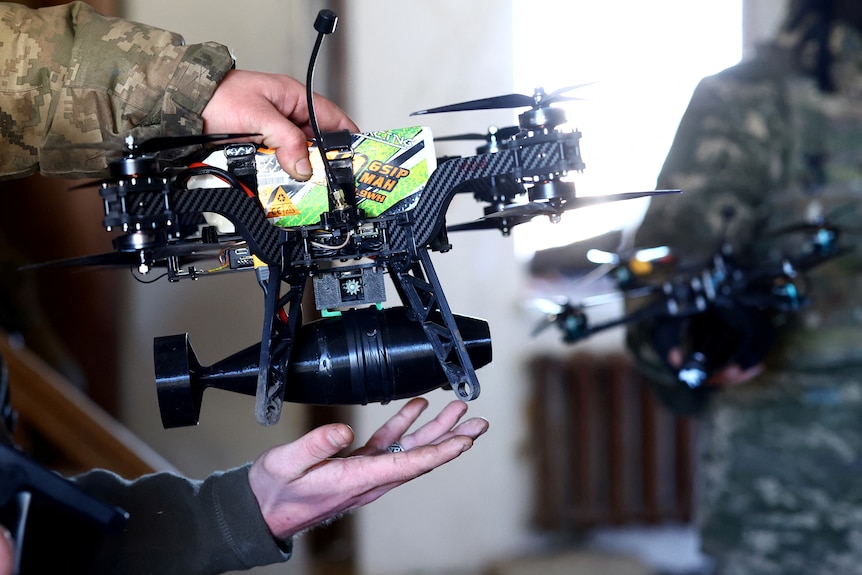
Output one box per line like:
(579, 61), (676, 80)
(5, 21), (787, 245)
(529, 351), (695, 532)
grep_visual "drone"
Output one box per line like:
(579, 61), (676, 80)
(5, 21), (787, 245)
(34, 10), (678, 428)
(532, 210), (849, 389)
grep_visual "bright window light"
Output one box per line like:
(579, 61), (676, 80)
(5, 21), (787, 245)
(511, 0), (743, 260)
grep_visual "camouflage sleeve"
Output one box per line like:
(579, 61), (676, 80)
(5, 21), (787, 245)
(625, 64), (789, 412)
(636, 67), (788, 256)
(0, 1), (236, 179)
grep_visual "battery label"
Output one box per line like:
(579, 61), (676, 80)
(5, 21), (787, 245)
(254, 126), (436, 228)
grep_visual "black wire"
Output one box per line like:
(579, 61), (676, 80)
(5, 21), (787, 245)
(175, 165), (244, 191)
(130, 268), (168, 284)
(306, 31), (339, 199)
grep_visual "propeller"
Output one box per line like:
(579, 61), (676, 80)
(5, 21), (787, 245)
(411, 84), (594, 115)
(476, 189), (680, 222)
(527, 288), (654, 343)
(128, 133), (261, 155)
(434, 126), (521, 142)
(59, 132), (261, 157)
(584, 244), (675, 290)
(448, 190), (680, 235)
(436, 125), (522, 156)
(527, 296), (588, 339)
(21, 239), (234, 272)
(447, 212), (534, 234)
(435, 125), (521, 143)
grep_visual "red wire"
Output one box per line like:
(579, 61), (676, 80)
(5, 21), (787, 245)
(188, 162), (256, 198)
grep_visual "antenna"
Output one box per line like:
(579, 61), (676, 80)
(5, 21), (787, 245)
(306, 9), (346, 210)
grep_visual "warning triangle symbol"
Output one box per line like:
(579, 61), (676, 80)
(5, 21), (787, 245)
(268, 186), (299, 217)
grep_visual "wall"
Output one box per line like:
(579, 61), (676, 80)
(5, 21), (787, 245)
(744, 0), (789, 57)
(337, 3), (541, 574)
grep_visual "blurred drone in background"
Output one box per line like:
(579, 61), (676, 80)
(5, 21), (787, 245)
(530, 208), (849, 389)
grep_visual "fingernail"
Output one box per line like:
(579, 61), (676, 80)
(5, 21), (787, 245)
(296, 158), (312, 179)
(460, 439), (473, 453)
(328, 425), (352, 448)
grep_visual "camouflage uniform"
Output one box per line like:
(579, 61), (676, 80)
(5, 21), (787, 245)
(0, 0), (236, 385)
(0, 1), (235, 178)
(0, 4), (293, 573)
(629, 12), (862, 575)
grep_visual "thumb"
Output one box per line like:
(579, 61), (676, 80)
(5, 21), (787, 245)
(292, 423), (354, 469)
(252, 424), (353, 485)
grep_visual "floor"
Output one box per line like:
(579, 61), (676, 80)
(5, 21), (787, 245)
(580, 523), (714, 575)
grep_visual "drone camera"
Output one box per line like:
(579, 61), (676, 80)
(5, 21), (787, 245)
(312, 265), (387, 309)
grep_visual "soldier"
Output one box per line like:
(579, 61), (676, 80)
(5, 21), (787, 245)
(628, 0), (862, 573)
(0, 2), (489, 574)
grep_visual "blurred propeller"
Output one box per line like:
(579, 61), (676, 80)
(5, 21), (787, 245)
(130, 133), (261, 155)
(436, 125), (521, 143)
(484, 189), (680, 220)
(448, 190), (679, 234)
(447, 212), (534, 233)
(436, 125), (522, 156)
(411, 84), (594, 115)
(21, 240), (231, 272)
(58, 132), (261, 156)
(527, 289), (636, 341)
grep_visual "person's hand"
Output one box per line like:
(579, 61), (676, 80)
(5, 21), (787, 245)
(247, 398), (489, 540)
(0, 526), (13, 575)
(668, 347), (762, 387)
(201, 69), (359, 181)
(706, 362), (764, 386)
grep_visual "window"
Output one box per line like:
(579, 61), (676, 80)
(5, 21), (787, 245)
(511, 1), (743, 260)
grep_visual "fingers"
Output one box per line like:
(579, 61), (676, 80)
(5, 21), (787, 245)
(304, 91), (360, 133)
(667, 347), (683, 368)
(360, 399), (489, 456)
(202, 70), (359, 181)
(363, 397), (429, 451)
(400, 400), (471, 448)
(249, 404), (487, 539)
(708, 362), (764, 387)
(429, 415), (490, 445)
(257, 430), (478, 539)
(260, 423), (355, 478)
(277, 88), (357, 178)
(253, 106), (319, 180)
(273, 91), (358, 180)
(358, 436), (476, 489)
(0, 526), (13, 575)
